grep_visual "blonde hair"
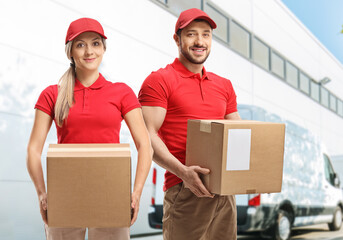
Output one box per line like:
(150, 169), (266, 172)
(54, 38), (106, 127)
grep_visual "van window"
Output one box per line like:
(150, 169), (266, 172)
(238, 108), (252, 120)
(324, 154), (336, 186)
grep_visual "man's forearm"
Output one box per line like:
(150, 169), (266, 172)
(150, 132), (186, 178)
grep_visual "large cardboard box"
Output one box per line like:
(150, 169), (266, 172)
(47, 144), (131, 228)
(186, 120), (285, 195)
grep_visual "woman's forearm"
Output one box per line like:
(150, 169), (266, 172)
(27, 148), (46, 196)
(133, 142), (153, 194)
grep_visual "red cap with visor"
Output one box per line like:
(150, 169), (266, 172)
(65, 18), (107, 44)
(175, 8), (217, 33)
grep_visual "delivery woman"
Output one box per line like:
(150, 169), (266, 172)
(26, 18), (152, 240)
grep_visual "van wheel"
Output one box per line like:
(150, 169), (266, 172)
(328, 207), (342, 231)
(272, 210), (291, 240)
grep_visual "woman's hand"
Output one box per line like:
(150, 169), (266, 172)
(130, 190), (141, 225)
(39, 193), (48, 225)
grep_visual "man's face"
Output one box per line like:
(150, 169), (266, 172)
(176, 20), (212, 65)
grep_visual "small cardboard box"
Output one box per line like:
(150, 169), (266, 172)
(47, 144), (131, 228)
(186, 120), (285, 195)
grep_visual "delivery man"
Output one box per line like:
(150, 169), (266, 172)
(139, 8), (241, 240)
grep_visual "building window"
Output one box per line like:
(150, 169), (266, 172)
(230, 20), (250, 58)
(299, 72), (310, 94)
(338, 100), (343, 117)
(310, 81), (320, 102)
(252, 37), (269, 70)
(167, 0), (202, 16)
(204, 3), (229, 42)
(320, 87), (329, 108)
(286, 62), (298, 88)
(271, 51), (284, 78)
(330, 94), (337, 112)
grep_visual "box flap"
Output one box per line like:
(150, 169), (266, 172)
(195, 119), (277, 134)
(47, 144), (131, 158)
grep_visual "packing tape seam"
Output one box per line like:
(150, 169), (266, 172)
(199, 120), (212, 133)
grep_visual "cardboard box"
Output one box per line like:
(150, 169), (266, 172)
(186, 120), (285, 195)
(47, 144), (131, 228)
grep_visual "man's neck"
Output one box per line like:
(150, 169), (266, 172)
(178, 56), (204, 77)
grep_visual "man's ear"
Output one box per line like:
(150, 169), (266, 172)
(173, 33), (180, 47)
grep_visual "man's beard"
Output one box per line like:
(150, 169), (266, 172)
(180, 42), (210, 64)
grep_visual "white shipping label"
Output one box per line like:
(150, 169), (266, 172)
(226, 129), (251, 171)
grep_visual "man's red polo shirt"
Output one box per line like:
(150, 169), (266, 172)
(35, 73), (140, 143)
(138, 58), (237, 191)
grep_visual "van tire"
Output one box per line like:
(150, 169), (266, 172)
(272, 210), (292, 240)
(328, 207), (342, 231)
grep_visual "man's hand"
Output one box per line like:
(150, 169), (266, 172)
(181, 166), (214, 198)
(141, 106), (214, 198)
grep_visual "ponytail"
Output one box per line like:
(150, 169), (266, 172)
(55, 41), (75, 127)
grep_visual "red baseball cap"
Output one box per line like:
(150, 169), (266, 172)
(175, 8), (217, 33)
(65, 18), (107, 44)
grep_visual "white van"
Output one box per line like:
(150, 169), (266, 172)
(236, 104), (343, 239)
(148, 104), (343, 240)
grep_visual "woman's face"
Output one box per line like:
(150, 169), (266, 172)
(71, 32), (105, 73)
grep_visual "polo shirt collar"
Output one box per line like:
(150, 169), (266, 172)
(74, 73), (106, 91)
(171, 58), (210, 80)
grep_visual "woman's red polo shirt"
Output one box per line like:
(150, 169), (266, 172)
(35, 73), (140, 143)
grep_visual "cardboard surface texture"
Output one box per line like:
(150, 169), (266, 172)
(47, 144), (131, 228)
(186, 120), (285, 195)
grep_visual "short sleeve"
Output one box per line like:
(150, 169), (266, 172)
(226, 80), (238, 115)
(119, 83), (141, 117)
(138, 72), (169, 109)
(34, 85), (58, 118)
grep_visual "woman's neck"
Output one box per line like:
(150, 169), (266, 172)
(76, 70), (100, 87)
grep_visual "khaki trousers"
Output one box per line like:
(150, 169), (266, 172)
(44, 225), (130, 240)
(163, 183), (237, 240)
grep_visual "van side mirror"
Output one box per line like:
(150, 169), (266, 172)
(334, 173), (340, 188)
